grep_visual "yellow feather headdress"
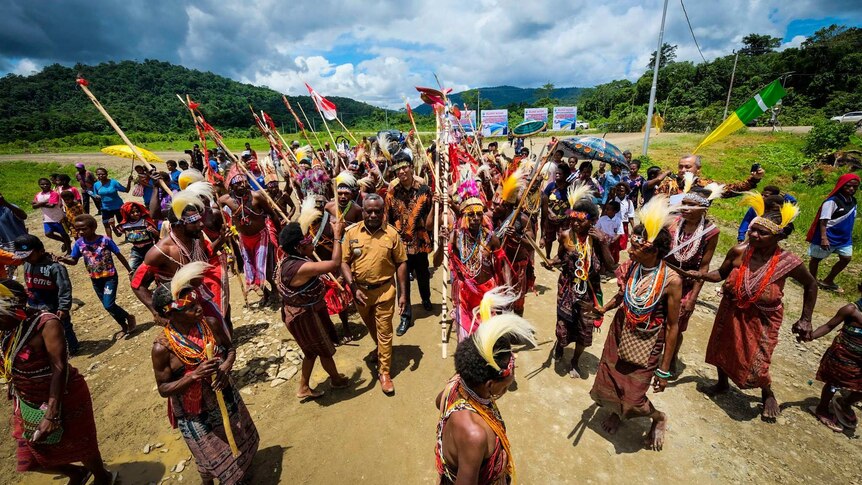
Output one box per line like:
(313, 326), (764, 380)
(170, 261), (211, 299)
(298, 196), (321, 236)
(471, 313), (536, 372)
(171, 190), (205, 220)
(682, 171), (695, 194)
(500, 168), (526, 204)
(0, 282), (16, 317)
(475, 286), (520, 323)
(741, 191), (765, 217)
(779, 201), (800, 228)
(178, 169), (205, 191)
(636, 194), (673, 242)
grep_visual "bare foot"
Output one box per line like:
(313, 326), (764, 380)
(568, 361), (583, 379)
(646, 412), (667, 451)
(704, 381), (730, 397)
(808, 405), (843, 432)
(601, 413), (621, 435)
(296, 387), (324, 399)
(126, 314), (137, 335)
(761, 392), (780, 423)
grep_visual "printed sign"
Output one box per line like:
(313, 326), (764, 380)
(481, 109), (509, 137)
(458, 110), (476, 132)
(524, 107), (549, 122)
(553, 106), (577, 130)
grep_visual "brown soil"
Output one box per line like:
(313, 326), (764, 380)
(2, 144), (860, 484)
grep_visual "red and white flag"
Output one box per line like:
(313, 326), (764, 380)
(305, 82), (337, 121)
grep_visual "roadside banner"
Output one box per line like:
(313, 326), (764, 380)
(553, 106), (577, 130)
(524, 107), (549, 123)
(458, 110), (476, 132)
(481, 109), (509, 136)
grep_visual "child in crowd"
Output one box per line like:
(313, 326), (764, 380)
(61, 190), (86, 239)
(58, 215), (136, 339)
(56, 174), (82, 202)
(596, 200), (624, 263)
(613, 182), (635, 252)
(641, 165), (663, 205)
(117, 202), (160, 273)
(804, 282), (862, 432)
(32, 177), (71, 254)
(14, 234), (78, 354)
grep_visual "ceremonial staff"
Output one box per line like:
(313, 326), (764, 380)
(433, 76), (454, 359)
(282, 96), (326, 166)
(297, 102), (325, 151)
(76, 76), (172, 194)
(205, 343), (239, 457)
(505, 139), (559, 246)
(176, 94), (251, 307)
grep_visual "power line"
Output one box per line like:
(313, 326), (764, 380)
(679, 0), (707, 62)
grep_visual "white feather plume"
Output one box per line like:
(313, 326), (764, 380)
(170, 261), (211, 299)
(704, 182), (724, 201)
(184, 181), (215, 203)
(298, 196), (321, 236)
(471, 313), (537, 371)
(682, 172), (695, 193)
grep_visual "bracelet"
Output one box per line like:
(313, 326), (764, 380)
(654, 368), (672, 379)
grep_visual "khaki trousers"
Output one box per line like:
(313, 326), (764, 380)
(355, 281), (395, 375)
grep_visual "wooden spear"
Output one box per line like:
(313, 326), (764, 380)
(204, 342), (240, 457)
(77, 77), (172, 194)
(282, 96), (326, 167)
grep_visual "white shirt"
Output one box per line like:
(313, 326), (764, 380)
(615, 196), (635, 223)
(596, 214), (623, 238)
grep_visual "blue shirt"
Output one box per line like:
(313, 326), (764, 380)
(142, 180), (155, 206)
(93, 179), (128, 211)
(599, 171), (621, 204)
(209, 158), (219, 173)
(0, 204), (27, 243)
(168, 170), (181, 191)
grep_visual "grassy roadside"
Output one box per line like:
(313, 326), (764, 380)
(0, 162), (121, 210)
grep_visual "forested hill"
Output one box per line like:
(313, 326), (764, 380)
(0, 60), (383, 143)
(413, 85), (584, 114)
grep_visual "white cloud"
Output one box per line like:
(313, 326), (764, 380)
(779, 35), (807, 50)
(11, 58), (40, 76)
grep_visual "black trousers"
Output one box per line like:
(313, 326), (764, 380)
(402, 252), (431, 320)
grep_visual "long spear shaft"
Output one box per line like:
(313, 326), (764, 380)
(77, 78), (171, 194)
(282, 96), (325, 166)
(204, 343), (239, 457)
(297, 102), (324, 149)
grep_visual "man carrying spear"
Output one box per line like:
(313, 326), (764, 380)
(218, 166), (281, 307)
(492, 169), (536, 317)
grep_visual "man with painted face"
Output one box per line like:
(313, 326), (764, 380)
(540, 163), (572, 261)
(131, 190), (230, 331)
(219, 167), (280, 306)
(492, 170), (536, 317)
(385, 149), (435, 336)
(656, 154), (764, 197)
(341, 194), (408, 394)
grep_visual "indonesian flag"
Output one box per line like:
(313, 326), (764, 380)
(305, 82), (337, 121)
(694, 79), (786, 153)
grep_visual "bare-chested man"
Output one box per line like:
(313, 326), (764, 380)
(219, 170), (279, 306)
(492, 188), (536, 317)
(131, 192), (230, 332)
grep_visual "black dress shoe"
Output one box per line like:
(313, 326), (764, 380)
(422, 300), (433, 312)
(396, 316), (412, 336)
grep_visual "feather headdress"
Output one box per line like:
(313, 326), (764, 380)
(335, 170), (357, 190)
(703, 182), (725, 201)
(476, 286), (520, 323)
(779, 201), (800, 227)
(567, 183), (592, 210)
(0, 282), (15, 317)
(184, 181), (215, 203)
(170, 261), (211, 299)
(636, 194), (673, 243)
(259, 155), (279, 184)
(457, 178), (484, 212)
(471, 314), (536, 371)
(682, 171), (695, 194)
(500, 168), (526, 204)
(298, 196), (321, 236)
(741, 191), (765, 217)
(178, 169), (205, 191)
(171, 190), (205, 220)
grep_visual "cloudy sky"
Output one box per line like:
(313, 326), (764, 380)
(1, 0), (860, 108)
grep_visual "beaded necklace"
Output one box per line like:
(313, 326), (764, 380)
(572, 234), (592, 295)
(163, 319), (215, 366)
(170, 232), (207, 264)
(672, 216), (705, 264)
(624, 262), (669, 328)
(733, 247), (780, 308)
(338, 201), (354, 219)
(458, 228), (487, 279)
(0, 314), (42, 379)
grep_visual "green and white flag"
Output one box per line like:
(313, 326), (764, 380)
(694, 79), (786, 153)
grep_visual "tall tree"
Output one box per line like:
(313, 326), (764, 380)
(647, 43), (678, 69)
(739, 33), (781, 55)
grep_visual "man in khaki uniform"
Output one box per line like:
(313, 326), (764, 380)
(341, 194), (408, 394)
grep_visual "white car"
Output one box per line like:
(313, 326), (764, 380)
(831, 111), (862, 127)
(575, 121), (590, 129)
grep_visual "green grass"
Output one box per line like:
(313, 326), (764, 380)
(0, 162), (121, 210)
(644, 131), (862, 291)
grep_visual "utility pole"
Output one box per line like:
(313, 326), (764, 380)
(723, 50), (739, 120)
(642, 0), (669, 156)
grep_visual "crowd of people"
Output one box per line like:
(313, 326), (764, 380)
(0, 129), (859, 484)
